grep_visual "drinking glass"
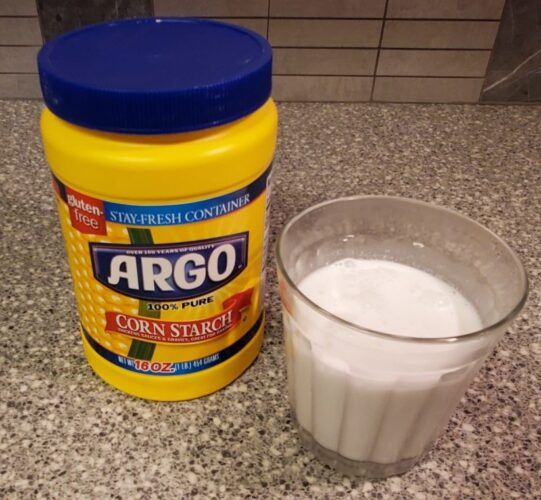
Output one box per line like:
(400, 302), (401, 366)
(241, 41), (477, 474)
(276, 196), (527, 478)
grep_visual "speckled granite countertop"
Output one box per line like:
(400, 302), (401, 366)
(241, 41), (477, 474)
(1, 101), (540, 499)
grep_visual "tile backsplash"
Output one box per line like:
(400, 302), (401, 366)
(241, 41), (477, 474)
(268, 19), (383, 48)
(0, 0), (538, 103)
(386, 0), (505, 19)
(381, 20), (500, 49)
(0, 0), (41, 98)
(155, 0), (505, 103)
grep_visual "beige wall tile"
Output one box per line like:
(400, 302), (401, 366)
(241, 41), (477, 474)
(0, 0), (38, 16)
(387, 0), (505, 20)
(382, 21), (499, 49)
(274, 48), (377, 75)
(377, 50), (491, 77)
(270, 0), (385, 18)
(213, 18), (268, 37)
(0, 74), (41, 98)
(373, 77), (484, 102)
(269, 19), (382, 47)
(0, 18), (42, 45)
(154, 0), (269, 17)
(273, 75), (372, 101)
(0, 46), (39, 73)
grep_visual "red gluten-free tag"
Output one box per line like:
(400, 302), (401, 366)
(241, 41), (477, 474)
(65, 186), (106, 235)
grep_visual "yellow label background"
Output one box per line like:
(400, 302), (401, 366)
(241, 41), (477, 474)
(56, 186), (267, 363)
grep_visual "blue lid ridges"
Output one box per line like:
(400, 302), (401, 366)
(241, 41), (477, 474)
(37, 18), (272, 134)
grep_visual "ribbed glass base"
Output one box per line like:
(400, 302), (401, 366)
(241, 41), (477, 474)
(297, 425), (424, 479)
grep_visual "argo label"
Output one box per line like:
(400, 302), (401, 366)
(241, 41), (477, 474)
(89, 233), (248, 301)
(53, 167), (271, 377)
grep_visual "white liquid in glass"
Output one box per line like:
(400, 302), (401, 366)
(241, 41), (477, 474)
(300, 258), (482, 338)
(285, 258), (484, 465)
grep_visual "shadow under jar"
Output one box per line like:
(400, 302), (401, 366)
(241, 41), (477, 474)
(276, 196), (527, 478)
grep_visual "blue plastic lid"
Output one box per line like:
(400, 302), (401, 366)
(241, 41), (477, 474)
(38, 18), (272, 134)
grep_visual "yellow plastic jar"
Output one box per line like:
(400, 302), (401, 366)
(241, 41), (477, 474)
(38, 18), (277, 400)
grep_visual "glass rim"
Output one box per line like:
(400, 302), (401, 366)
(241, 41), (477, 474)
(275, 195), (529, 345)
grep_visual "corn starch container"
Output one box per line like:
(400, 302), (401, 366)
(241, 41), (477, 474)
(38, 18), (277, 400)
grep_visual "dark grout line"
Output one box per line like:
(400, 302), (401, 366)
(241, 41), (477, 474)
(377, 47), (493, 51)
(373, 75), (486, 79)
(370, 0), (389, 101)
(159, 15), (268, 19)
(273, 46), (493, 51)
(479, 1), (506, 100)
(259, 16), (384, 21)
(370, 99), (481, 104)
(266, 0), (270, 38)
(273, 74), (373, 78)
(242, 17), (500, 21)
(273, 46), (380, 49)
(272, 99), (485, 104)
(379, 18), (501, 22)
(170, 16), (501, 22)
(273, 75), (486, 79)
(0, 72), (38, 75)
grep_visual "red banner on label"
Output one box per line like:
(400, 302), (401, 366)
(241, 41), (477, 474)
(65, 186), (106, 235)
(105, 288), (253, 344)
